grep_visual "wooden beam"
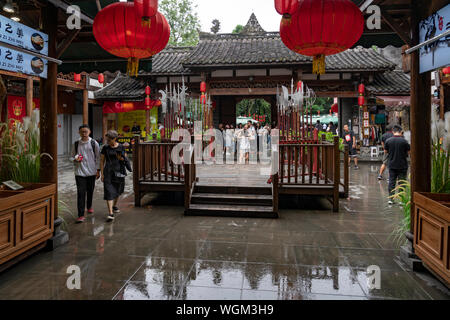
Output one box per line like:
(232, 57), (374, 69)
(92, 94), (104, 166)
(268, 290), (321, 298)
(82, 89), (88, 124)
(26, 77), (33, 117)
(40, 3), (59, 218)
(55, 29), (81, 59)
(0, 69), (38, 81)
(381, 8), (412, 46)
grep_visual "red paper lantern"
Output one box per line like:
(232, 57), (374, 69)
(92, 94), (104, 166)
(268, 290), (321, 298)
(98, 73), (104, 84)
(274, 0), (299, 22)
(358, 96), (365, 106)
(443, 66), (450, 76)
(134, 0), (158, 26)
(358, 83), (365, 94)
(93, 2), (170, 76)
(297, 80), (302, 91)
(145, 85), (151, 95)
(74, 73), (81, 84)
(200, 81), (207, 93)
(200, 93), (207, 104)
(280, 0), (364, 75)
(145, 97), (151, 109)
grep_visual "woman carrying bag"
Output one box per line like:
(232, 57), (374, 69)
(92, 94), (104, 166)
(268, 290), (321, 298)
(100, 130), (132, 221)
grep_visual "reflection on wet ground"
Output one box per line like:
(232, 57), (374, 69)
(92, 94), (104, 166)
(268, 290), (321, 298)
(0, 161), (449, 300)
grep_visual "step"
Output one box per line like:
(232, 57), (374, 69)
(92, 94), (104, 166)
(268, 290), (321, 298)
(186, 204), (278, 219)
(194, 185), (272, 195)
(191, 193), (273, 206)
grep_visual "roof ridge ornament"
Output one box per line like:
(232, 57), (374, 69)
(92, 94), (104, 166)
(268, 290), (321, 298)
(241, 13), (266, 35)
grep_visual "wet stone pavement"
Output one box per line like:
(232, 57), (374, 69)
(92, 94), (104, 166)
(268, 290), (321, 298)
(0, 159), (449, 300)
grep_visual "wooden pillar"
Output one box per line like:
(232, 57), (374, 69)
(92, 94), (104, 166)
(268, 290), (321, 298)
(82, 89), (88, 124)
(39, 4), (58, 218)
(146, 109), (150, 137)
(410, 1), (432, 234)
(26, 77), (33, 116)
(102, 112), (107, 140)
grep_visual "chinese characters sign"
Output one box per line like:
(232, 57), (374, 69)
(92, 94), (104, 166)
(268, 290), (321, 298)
(0, 47), (47, 78)
(0, 15), (48, 55)
(0, 15), (48, 78)
(419, 4), (450, 73)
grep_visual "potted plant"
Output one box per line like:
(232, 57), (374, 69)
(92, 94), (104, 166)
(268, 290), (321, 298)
(412, 106), (450, 286)
(0, 110), (59, 267)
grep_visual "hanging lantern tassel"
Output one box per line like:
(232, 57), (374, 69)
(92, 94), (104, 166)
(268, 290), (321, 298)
(312, 54), (326, 75)
(281, 14), (293, 26)
(141, 17), (151, 28)
(127, 57), (140, 77)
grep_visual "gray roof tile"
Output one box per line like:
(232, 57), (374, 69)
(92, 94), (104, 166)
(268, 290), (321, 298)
(367, 70), (410, 96)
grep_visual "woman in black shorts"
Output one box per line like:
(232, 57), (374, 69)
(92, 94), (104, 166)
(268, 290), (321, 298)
(100, 130), (129, 221)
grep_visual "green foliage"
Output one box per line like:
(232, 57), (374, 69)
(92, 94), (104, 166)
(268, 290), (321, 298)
(309, 97), (333, 115)
(232, 24), (244, 34)
(323, 132), (344, 151)
(159, 0), (201, 46)
(390, 179), (411, 245)
(236, 99), (271, 124)
(431, 139), (450, 193)
(0, 111), (51, 183)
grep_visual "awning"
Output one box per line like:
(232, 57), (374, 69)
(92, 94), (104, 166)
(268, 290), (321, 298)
(103, 100), (161, 114)
(376, 96), (410, 107)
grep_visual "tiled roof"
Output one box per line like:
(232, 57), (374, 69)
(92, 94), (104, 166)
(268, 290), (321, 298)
(181, 14), (396, 71)
(150, 47), (193, 75)
(367, 70), (410, 96)
(94, 73), (145, 100)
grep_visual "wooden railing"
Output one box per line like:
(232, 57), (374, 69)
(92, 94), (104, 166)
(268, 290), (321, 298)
(184, 149), (196, 210)
(340, 145), (349, 198)
(273, 136), (340, 212)
(133, 138), (196, 208)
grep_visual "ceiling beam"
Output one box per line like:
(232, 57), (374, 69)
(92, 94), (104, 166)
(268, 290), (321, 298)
(46, 0), (94, 24)
(380, 8), (412, 46)
(56, 28), (81, 59)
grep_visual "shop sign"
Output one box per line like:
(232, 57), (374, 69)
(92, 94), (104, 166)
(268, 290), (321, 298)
(419, 4), (450, 73)
(0, 47), (47, 78)
(0, 15), (48, 55)
(7, 95), (40, 128)
(103, 100), (161, 114)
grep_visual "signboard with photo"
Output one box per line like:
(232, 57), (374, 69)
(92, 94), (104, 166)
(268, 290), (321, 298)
(0, 47), (47, 78)
(0, 15), (48, 55)
(419, 4), (450, 73)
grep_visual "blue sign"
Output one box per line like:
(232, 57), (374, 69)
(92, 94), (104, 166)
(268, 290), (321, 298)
(0, 47), (47, 78)
(419, 4), (450, 73)
(0, 14), (48, 55)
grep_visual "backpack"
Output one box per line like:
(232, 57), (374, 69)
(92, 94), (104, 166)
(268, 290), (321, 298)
(75, 139), (97, 161)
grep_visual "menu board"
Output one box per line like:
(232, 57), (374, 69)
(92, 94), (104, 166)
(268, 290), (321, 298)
(0, 15), (48, 55)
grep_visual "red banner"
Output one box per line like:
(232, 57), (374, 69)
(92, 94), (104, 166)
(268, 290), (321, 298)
(103, 100), (161, 114)
(7, 95), (40, 128)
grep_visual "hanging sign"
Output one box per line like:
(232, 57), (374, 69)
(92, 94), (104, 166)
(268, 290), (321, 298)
(0, 15), (48, 78)
(0, 15), (48, 55)
(419, 4), (450, 73)
(0, 47), (47, 78)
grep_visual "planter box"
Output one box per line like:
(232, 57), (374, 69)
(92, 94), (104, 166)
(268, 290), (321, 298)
(0, 183), (55, 266)
(414, 192), (450, 286)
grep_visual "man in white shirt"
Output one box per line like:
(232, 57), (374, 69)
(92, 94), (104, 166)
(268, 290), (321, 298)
(71, 124), (101, 223)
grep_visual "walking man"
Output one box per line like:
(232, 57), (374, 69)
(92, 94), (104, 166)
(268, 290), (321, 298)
(342, 124), (359, 169)
(71, 124), (101, 223)
(378, 125), (393, 180)
(384, 125), (410, 204)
